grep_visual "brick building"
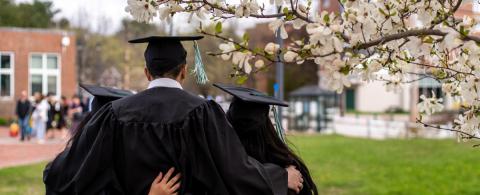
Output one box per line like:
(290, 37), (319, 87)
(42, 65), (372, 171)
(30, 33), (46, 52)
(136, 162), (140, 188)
(0, 27), (77, 118)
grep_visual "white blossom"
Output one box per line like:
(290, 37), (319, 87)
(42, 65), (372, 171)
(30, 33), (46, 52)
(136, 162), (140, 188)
(292, 19), (307, 30)
(255, 59), (265, 68)
(244, 63), (252, 74)
(384, 73), (403, 93)
(235, 0), (260, 18)
(440, 32), (462, 51)
(462, 15), (474, 27)
(442, 83), (457, 95)
(454, 112), (480, 135)
(325, 71), (351, 93)
(283, 51), (299, 62)
(219, 42), (236, 60)
(264, 42), (280, 55)
(417, 93), (444, 115)
(232, 51), (253, 74)
(125, 0), (158, 23)
(268, 19), (288, 39)
(125, 0), (480, 138)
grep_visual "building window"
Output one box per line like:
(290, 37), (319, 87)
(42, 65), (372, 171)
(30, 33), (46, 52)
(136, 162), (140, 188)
(345, 88), (356, 111)
(419, 87), (443, 99)
(0, 52), (14, 98)
(418, 77), (443, 101)
(29, 53), (61, 96)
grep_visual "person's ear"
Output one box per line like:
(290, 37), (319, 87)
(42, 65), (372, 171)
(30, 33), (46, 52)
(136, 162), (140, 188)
(144, 67), (153, 81)
(179, 64), (188, 82)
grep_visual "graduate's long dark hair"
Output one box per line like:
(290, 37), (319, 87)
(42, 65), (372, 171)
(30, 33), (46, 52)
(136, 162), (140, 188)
(227, 99), (318, 195)
(66, 112), (93, 148)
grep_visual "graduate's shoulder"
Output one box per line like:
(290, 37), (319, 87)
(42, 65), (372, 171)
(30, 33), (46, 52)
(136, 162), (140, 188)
(110, 87), (208, 123)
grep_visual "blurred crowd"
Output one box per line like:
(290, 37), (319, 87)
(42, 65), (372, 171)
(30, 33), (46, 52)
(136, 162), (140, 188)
(15, 90), (90, 144)
(12, 89), (233, 144)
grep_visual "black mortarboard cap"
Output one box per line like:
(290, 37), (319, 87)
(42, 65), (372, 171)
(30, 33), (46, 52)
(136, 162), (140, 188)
(128, 36), (209, 84)
(80, 84), (134, 113)
(213, 83), (289, 107)
(215, 83), (288, 142)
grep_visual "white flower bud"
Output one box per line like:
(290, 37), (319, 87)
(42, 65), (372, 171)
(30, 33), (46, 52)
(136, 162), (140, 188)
(265, 43), (280, 55)
(284, 51), (299, 62)
(255, 59), (265, 68)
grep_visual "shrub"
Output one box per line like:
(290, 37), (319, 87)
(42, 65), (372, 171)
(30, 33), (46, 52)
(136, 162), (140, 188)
(0, 118), (7, 126)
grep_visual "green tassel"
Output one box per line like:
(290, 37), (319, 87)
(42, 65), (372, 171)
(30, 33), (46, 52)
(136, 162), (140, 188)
(193, 41), (209, 84)
(272, 106), (286, 143)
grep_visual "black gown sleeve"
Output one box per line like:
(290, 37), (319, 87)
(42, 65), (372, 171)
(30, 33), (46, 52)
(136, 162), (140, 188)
(186, 101), (288, 195)
(43, 104), (122, 195)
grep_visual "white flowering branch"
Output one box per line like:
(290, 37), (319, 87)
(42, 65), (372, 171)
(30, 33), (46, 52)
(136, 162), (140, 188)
(416, 119), (480, 141)
(126, 0), (480, 141)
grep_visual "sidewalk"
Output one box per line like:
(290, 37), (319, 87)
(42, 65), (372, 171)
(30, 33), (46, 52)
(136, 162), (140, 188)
(0, 127), (66, 169)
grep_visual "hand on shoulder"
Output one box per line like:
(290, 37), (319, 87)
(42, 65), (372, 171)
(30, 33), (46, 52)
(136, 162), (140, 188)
(149, 168), (181, 195)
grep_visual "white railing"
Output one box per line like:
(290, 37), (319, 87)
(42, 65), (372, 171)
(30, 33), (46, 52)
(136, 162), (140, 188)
(326, 116), (456, 139)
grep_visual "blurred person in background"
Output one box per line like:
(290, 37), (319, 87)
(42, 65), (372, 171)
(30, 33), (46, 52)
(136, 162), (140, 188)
(69, 95), (83, 134)
(55, 96), (69, 139)
(32, 92), (49, 144)
(46, 93), (56, 139)
(15, 90), (32, 142)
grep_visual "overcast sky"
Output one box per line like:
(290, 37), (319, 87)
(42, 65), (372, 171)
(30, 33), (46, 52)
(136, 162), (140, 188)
(16, 0), (131, 34)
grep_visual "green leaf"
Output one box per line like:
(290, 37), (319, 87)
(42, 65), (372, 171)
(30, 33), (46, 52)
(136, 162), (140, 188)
(459, 26), (470, 37)
(253, 47), (263, 54)
(378, 8), (387, 16)
(286, 13), (294, 20)
(236, 75), (248, 84)
(323, 13), (330, 24)
(215, 21), (222, 34)
(433, 69), (447, 79)
(242, 32), (250, 43)
(339, 65), (351, 75)
(423, 36), (434, 44)
(283, 7), (289, 15)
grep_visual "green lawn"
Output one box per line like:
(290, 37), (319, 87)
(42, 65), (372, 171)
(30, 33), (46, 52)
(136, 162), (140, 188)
(1, 135), (479, 195)
(0, 162), (47, 195)
(289, 135), (480, 195)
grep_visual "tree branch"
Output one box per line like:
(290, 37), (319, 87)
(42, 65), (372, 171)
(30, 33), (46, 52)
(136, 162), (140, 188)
(178, 0), (314, 22)
(199, 29), (277, 62)
(416, 119), (480, 141)
(355, 29), (480, 50)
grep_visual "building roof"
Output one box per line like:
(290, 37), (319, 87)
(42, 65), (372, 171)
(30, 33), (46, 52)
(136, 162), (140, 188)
(0, 27), (74, 35)
(289, 85), (336, 97)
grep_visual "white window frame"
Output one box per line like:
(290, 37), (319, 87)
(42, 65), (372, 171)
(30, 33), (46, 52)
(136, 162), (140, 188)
(0, 51), (14, 100)
(28, 53), (61, 97)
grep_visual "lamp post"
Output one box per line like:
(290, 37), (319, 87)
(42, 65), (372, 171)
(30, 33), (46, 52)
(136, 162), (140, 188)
(275, 6), (285, 123)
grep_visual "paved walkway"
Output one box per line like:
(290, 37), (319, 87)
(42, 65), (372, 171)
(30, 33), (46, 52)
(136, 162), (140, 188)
(0, 127), (66, 169)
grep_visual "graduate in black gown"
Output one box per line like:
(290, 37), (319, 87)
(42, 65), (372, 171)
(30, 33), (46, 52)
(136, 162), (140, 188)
(215, 84), (318, 195)
(44, 36), (303, 195)
(45, 85), (182, 195)
(44, 84), (133, 194)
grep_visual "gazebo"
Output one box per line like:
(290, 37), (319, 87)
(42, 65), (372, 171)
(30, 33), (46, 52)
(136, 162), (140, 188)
(288, 85), (339, 132)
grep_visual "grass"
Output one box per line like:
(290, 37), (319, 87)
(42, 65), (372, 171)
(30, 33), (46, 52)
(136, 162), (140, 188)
(0, 162), (47, 195)
(288, 135), (480, 195)
(1, 135), (480, 195)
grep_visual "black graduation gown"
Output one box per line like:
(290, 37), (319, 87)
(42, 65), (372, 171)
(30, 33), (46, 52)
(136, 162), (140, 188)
(44, 87), (287, 195)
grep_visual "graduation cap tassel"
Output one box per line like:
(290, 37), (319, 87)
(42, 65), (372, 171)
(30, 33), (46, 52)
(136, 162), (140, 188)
(272, 106), (286, 143)
(193, 41), (209, 84)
